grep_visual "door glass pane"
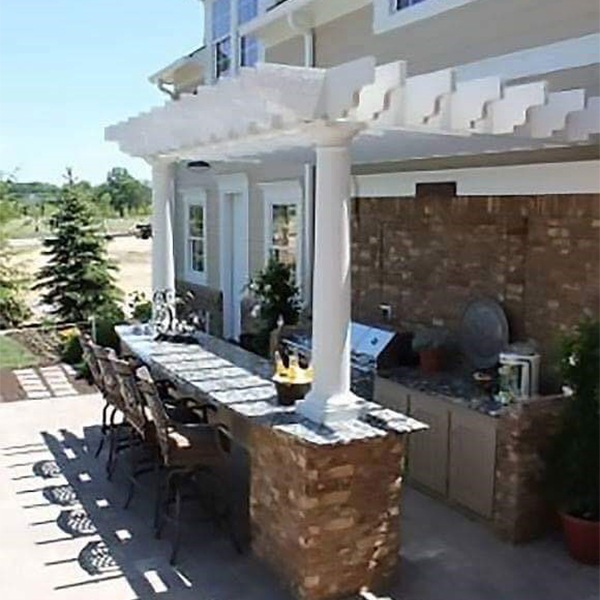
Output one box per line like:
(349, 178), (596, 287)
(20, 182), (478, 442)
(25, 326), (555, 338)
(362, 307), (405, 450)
(212, 0), (231, 40)
(190, 239), (205, 273)
(238, 0), (257, 24)
(240, 35), (259, 67)
(188, 205), (204, 237)
(270, 204), (297, 268)
(215, 37), (232, 78)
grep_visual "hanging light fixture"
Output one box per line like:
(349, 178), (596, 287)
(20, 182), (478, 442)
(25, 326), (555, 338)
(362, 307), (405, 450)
(187, 160), (211, 170)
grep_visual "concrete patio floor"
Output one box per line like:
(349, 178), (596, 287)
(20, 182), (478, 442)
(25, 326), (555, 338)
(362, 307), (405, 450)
(0, 394), (597, 600)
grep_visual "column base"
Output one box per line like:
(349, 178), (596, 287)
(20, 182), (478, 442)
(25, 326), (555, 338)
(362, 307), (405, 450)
(297, 390), (366, 426)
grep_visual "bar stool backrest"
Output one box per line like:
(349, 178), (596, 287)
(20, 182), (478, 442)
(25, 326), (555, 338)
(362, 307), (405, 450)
(90, 343), (124, 412)
(136, 370), (172, 466)
(110, 357), (149, 439)
(80, 334), (103, 392)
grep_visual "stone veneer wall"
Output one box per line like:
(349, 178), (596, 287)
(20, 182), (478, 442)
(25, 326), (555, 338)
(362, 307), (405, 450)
(250, 424), (406, 600)
(351, 193), (599, 388)
(493, 395), (565, 542)
(175, 280), (223, 337)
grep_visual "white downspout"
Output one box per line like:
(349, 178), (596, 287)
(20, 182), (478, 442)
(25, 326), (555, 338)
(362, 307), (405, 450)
(288, 11), (316, 308)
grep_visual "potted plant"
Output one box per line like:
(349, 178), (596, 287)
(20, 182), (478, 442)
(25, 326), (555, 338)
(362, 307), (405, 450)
(546, 319), (599, 564)
(246, 257), (301, 357)
(412, 327), (448, 374)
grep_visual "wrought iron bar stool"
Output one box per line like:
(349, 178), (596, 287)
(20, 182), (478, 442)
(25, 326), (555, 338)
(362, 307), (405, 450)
(110, 356), (159, 509)
(80, 334), (110, 457)
(90, 343), (129, 479)
(137, 368), (231, 564)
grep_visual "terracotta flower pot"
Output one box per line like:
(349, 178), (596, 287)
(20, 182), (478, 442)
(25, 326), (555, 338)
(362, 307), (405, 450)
(419, 348), (442, 374)
(560, 511), (600, 565)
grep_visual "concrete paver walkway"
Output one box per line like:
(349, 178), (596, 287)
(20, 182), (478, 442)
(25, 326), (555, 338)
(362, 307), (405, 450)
(0, 395), (597, 600)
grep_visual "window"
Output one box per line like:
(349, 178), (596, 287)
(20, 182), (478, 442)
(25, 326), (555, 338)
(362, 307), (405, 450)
(269, 204), (298, 268)
(215, 37), (232, 78)
(392, 0), (428, 11)
(240, 35), (259, 67)
(238, 0), (258, 25)
(212, 0), (231, 40)
(186, 197), (207, 281)
(212, 0), (231, 79)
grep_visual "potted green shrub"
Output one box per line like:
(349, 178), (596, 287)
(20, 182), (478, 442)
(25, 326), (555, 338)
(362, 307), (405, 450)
(546, 319), (599, 564)
(246, 257), (301, 357)
(412, 327), (448, 374)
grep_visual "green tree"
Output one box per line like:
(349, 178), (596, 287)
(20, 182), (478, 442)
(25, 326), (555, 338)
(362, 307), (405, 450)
(34, 170), (122, 322)
(0, 175), (31, 327)
(100, 167), (151, 217)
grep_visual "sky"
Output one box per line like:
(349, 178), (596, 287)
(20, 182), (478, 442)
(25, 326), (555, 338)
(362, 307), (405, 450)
(0, 0), (204, 185)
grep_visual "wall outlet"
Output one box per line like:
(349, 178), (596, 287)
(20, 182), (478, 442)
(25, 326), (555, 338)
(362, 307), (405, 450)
(379, 304), (392, 320)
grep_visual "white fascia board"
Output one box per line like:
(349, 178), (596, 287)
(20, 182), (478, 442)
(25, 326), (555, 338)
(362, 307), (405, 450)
(456, 34), (600, 84)
(373, 0), (480, 35)
(353, 160), (600, 197)
(149, 48), (207, 85)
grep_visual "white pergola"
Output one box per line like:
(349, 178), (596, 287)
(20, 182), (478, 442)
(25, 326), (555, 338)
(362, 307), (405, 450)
(106, 56), (599, 425)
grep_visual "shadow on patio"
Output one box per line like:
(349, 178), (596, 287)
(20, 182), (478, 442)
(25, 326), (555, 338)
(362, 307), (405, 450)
(0, 395), (598, 600)
(1, 419), (290, 600)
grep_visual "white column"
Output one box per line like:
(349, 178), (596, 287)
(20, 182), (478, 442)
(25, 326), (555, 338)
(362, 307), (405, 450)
(151, 161), (176, 314)
(298, 126), (363, 425)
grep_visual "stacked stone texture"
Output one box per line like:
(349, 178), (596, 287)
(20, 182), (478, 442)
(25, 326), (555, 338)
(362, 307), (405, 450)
(250, 423), (406, 600)
(493, 395), (564, 542)
(351, 193), (599, 387)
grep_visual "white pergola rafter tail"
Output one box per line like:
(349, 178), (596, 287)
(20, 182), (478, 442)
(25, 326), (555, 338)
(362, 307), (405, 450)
(106, 57), (597, 162)
(113, 58), (598, 426)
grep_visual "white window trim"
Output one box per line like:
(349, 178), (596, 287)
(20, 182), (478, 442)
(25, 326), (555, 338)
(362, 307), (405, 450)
(260, 179), (303, 289)
(374, 0), (479, 34)
(183, 188), (208, 285)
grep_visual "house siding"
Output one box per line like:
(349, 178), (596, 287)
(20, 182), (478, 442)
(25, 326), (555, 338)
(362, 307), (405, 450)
(267, 1), (599, 75)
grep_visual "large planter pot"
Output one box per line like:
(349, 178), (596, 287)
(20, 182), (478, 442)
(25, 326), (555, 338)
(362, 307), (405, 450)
(419, 348), (442, 374)
(560, 512), (600, 565)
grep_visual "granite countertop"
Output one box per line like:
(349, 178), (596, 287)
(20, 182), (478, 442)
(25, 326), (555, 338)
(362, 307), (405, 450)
(116, 325), (427, 445)
(380, 366), (508, 417)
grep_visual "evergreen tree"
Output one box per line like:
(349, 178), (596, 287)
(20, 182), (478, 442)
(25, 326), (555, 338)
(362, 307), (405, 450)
(34, 170), (122, 322)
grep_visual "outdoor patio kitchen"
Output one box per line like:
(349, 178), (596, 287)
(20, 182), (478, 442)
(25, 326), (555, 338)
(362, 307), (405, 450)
(102, 55), (600, 598)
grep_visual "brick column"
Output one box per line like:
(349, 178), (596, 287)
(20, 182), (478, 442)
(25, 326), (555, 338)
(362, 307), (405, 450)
(250, 425), (406, 600)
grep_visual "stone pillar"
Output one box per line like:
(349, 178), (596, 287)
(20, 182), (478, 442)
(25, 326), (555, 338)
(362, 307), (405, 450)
(250, 425), (406, 600)
(298, 125), (363, 425)
(151, 161), (176, 320)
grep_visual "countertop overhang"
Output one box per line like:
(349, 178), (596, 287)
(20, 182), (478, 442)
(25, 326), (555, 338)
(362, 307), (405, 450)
(116, 325), (427, 446)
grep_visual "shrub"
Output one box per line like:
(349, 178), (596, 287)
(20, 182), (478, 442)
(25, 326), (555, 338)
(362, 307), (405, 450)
(247, 257), (300, 332)
(546, 319), (599, 521)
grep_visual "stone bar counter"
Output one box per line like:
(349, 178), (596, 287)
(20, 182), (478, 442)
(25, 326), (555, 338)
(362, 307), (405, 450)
(116, 325), (426, 600)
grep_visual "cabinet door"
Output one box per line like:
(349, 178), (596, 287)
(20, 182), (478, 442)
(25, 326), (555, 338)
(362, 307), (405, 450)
(374, 377), (409, 413)
(408, 392), (449, 496)
(448, 406), (497, 518)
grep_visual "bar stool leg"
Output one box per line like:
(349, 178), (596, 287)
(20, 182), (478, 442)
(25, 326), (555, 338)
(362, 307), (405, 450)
(153, 462), (163, 534)
(170, 484), (182, 565)
(94, 402), (110, 458)
(123, 428), (136, 509)
(106, 408), (119, 480)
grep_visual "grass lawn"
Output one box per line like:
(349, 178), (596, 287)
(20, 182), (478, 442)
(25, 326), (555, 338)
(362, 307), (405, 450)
(0, 335), (40, 369)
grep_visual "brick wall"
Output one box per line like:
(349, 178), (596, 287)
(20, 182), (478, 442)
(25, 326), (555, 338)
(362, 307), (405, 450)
(351, 193), (600, 389)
